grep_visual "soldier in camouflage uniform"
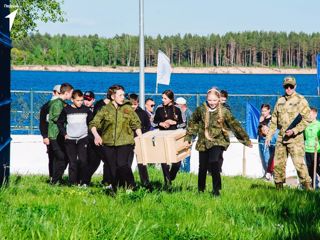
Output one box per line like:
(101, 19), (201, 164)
(266, 76), (312, 190)
(185, 88), (252, 196)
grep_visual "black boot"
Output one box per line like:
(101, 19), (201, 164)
(142, 181), (153, 191)
(164, 177), (172, 189)
(275, 182), (283, 190)
(303, 182), (312, 191)
(212, 189), (220, 197)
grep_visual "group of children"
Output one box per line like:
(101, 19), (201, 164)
(39, 83), (251, 197)
(40, 83), (91, 186)
(39, 81), (320, 196)
(40, 84), (141, 191)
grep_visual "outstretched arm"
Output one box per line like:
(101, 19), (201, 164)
(225, 110), (252, 147)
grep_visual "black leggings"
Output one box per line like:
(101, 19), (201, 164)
(198, 146), (224, 192)
(161, 162), (181, 184)
(101, 145), (136, 189)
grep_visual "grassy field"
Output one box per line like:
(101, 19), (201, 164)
(0, 170), (320, 240)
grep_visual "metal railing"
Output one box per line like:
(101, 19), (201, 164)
(10, 90), (320, 134)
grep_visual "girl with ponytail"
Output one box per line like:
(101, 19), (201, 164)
(185, 88), (252, 197)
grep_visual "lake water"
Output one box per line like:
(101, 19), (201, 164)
(11, 71), (320, 134)
(11, 71), (320, 95)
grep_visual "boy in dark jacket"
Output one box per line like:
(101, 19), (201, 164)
(57, 90), (93, 186)
(84, 91), (112, 186)
(128, 93), (152, 189)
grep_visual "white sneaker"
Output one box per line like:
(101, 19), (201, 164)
(265, 173), (272, 181)
(104, 184), (113, 190)
(126, 189), (133, 194)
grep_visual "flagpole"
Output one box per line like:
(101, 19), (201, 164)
(318, 77), (320, 96)
(139, 0), (145, 108)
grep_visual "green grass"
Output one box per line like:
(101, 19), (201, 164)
(1, 169), (320, 240)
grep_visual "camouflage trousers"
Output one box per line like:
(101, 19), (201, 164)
(274, 140), (311, 184)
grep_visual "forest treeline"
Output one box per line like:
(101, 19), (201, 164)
(12, 31), (320, 68)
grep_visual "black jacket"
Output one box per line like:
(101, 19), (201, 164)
(39, 101), (50, 138)
(135, 106), (151, 134)
(153, 104), (183, 130)
(93, 99), (107, 117)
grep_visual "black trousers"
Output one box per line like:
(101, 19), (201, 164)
(127, 150), (150, 185)
(87, 141), (112, 184)
(137, 164), (150, 185)
(50, 137), (68, 184)
(219, 151), (224, 172)
(161, 162), (181, 184)
(198, 146), (224, 193)
(46, 144), (54, 178)
(64, 137), (89, 185)
(305, 152), (320, 187)
(101, 145), (136, 189)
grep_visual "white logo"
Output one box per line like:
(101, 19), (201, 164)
(5, 9), (18, 31)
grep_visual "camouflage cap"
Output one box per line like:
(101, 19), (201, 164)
(283, 76), (296, 86)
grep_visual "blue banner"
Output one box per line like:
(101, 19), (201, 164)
(245, 102), (260, 139)
(317, 54), (320, 79)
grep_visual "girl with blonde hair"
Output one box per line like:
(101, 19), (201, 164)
(185, 88), (252, 196)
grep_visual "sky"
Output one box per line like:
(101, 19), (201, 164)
(37, 0), (320, 37)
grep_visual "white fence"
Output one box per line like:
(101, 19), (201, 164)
(10, 135), (298, 179)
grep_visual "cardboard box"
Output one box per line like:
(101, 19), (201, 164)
(134, 129), (191, 165)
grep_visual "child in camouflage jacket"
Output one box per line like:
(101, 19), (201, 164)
(185, 88), (252, 196)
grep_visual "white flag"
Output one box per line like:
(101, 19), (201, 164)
(156, 50), (172, 85)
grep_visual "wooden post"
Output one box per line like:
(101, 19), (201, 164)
(242, 145), (246, 177)
(313, 138), (318, 189)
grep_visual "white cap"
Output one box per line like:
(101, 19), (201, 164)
(176, 97), (187, 105)
(53, 84), (61, 93)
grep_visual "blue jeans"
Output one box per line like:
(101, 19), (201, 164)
(180, 156), (191, 172)
(258, 137), (275, 173)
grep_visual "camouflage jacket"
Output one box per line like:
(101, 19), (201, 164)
(185, 103), (251, 151)
(266, 92), (311, 143)
(89, 100), (141, 146)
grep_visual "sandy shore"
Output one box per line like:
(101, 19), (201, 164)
(12, 65), (317, 74)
